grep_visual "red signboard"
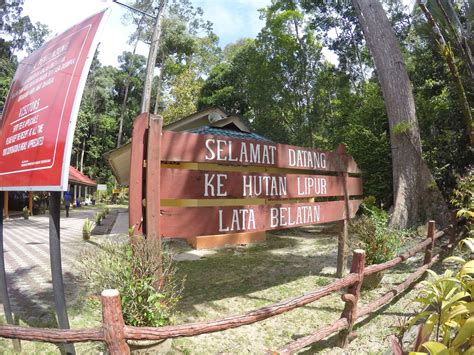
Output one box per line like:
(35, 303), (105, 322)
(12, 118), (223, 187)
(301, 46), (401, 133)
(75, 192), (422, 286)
(161, 168), (363, 199)
(161, 200), (362, 238)
(127, 114), (363, 239)
(161, 131), (361, 173)
(0, 9), (109, 191)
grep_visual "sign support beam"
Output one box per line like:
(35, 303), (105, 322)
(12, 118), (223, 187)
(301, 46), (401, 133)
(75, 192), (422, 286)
(3, 192), (8, 219)
(146, 114), (163, 287)
(28, 192), (33, 216)
(145, 114), (162, 241)
(129, 113), (149, 236)
(49, 192), (75, 354)
(336, 144), (350, 278)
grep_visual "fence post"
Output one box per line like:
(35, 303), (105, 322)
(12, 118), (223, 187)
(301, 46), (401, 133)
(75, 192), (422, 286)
(339, 249), (365, 347)
(101, 289), (130, 355)
(423, 221), (435, 265)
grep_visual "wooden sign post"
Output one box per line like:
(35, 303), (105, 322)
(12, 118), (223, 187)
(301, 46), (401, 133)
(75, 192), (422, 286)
(129, 114), (363, 276)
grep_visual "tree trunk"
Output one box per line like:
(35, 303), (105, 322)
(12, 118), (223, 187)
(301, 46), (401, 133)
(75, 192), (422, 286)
(141, 0), (167, 114)
(351, 0), (449, 228)
(153, 61), (163, 115)
(117, 20), (143, 148)
(80, 139), (86, 173)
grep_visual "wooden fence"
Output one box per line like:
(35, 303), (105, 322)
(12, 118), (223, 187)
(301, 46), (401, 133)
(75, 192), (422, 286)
(0, 220), (457, 354)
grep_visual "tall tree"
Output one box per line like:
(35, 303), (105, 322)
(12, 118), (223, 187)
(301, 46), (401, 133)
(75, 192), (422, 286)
(417, 1), (473, 146)
(124, 0), (219, 121)
(351, 0), (449, 228)
(0, 0), (50, 108)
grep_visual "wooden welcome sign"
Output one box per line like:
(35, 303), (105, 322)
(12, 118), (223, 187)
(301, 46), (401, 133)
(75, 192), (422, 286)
(129, 113), (363, 253)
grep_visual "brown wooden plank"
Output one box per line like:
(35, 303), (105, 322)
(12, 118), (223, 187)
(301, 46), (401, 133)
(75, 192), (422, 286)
(161, 131), (361, 173)
(161, 200), (362, 237)
(146, 114), (162, 239)
(128, 113), (148, 235)
(161, 168), (363, 199)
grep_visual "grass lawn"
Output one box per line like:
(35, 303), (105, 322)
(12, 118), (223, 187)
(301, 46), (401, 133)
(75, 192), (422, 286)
(0, 222), (435, 354)
(169, 224), (426, 354)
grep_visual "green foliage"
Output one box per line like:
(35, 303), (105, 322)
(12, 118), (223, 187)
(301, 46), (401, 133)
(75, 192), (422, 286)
(349, 204), (410, 265)
(22, 206), (29, 219)
(404, 245), (474, 354)
(198, 0), (471, 211)
(162, 65), (204, 124)
(0, 0), (51, 58)
(408, 15), (472, 196)
(94, 212), (102, 225)
(392, 121), (412, 135)
(78, 238), (183, 327)
(450, 170), (474, 222)
(82, 219), (93, 240)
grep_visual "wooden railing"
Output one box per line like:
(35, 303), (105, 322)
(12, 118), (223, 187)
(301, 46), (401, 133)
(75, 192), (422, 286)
(0, 221), (456, 354)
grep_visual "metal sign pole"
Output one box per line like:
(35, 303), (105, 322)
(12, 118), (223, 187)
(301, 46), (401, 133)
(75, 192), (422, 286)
(49, 191), (75, 354)
(0, 196), (21, 351)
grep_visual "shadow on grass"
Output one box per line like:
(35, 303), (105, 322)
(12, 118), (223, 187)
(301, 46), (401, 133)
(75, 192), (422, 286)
(0, 267), (90, 354)
(175, 226), (344, 316)
(297, 278), (419, 354)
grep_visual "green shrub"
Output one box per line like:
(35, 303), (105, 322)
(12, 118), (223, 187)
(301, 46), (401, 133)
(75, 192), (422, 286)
(349, 205), (410, 265)
(22, 206), (29, 219)
(82, 218), (93, 240)
(402, 239), (474, 353)
(78, 237), (183, 327)
(94, 212), (102, 225)
(451, 170), (473, 239)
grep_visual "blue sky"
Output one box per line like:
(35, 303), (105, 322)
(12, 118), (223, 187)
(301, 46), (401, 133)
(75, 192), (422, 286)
(192, 0), (270, 47)
(21, 0), (271, 67)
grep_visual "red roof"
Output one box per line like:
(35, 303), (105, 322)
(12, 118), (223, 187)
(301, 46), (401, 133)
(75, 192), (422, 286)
(68, 166), (97, 186)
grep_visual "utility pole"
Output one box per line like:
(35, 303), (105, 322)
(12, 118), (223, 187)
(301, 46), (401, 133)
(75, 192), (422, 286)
(111, 0), (167, 115)
(141, 0), (167, 114)
(117, 17), (144, 148)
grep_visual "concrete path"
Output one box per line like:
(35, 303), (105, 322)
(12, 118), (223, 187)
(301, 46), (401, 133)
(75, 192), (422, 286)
(110, 208), (128, 235)
(0, 207), (113, 325)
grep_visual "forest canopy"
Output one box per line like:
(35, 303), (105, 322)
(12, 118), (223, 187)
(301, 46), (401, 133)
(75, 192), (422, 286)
(1, 0), (472, 227)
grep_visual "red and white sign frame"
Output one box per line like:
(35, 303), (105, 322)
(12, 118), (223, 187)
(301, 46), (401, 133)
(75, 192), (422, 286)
(0, 9), (110, 191)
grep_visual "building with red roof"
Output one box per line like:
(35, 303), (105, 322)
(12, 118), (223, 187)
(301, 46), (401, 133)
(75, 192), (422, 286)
(68, 166), (97, 204)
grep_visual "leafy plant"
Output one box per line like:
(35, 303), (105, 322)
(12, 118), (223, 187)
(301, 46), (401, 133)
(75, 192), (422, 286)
(450, 170), (473, 239)
(392, 121), (412, 135)
(403, 239), (474, 354)
(349, 204), (410, 265)
(94, 212), (102, 225)
(77, 237), (183, 327)
(82, 218), (93, 240)
(22, 206), (29, 219)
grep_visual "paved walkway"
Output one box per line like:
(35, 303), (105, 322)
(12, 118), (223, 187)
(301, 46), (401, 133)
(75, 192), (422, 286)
(0, 207), (122, 325)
